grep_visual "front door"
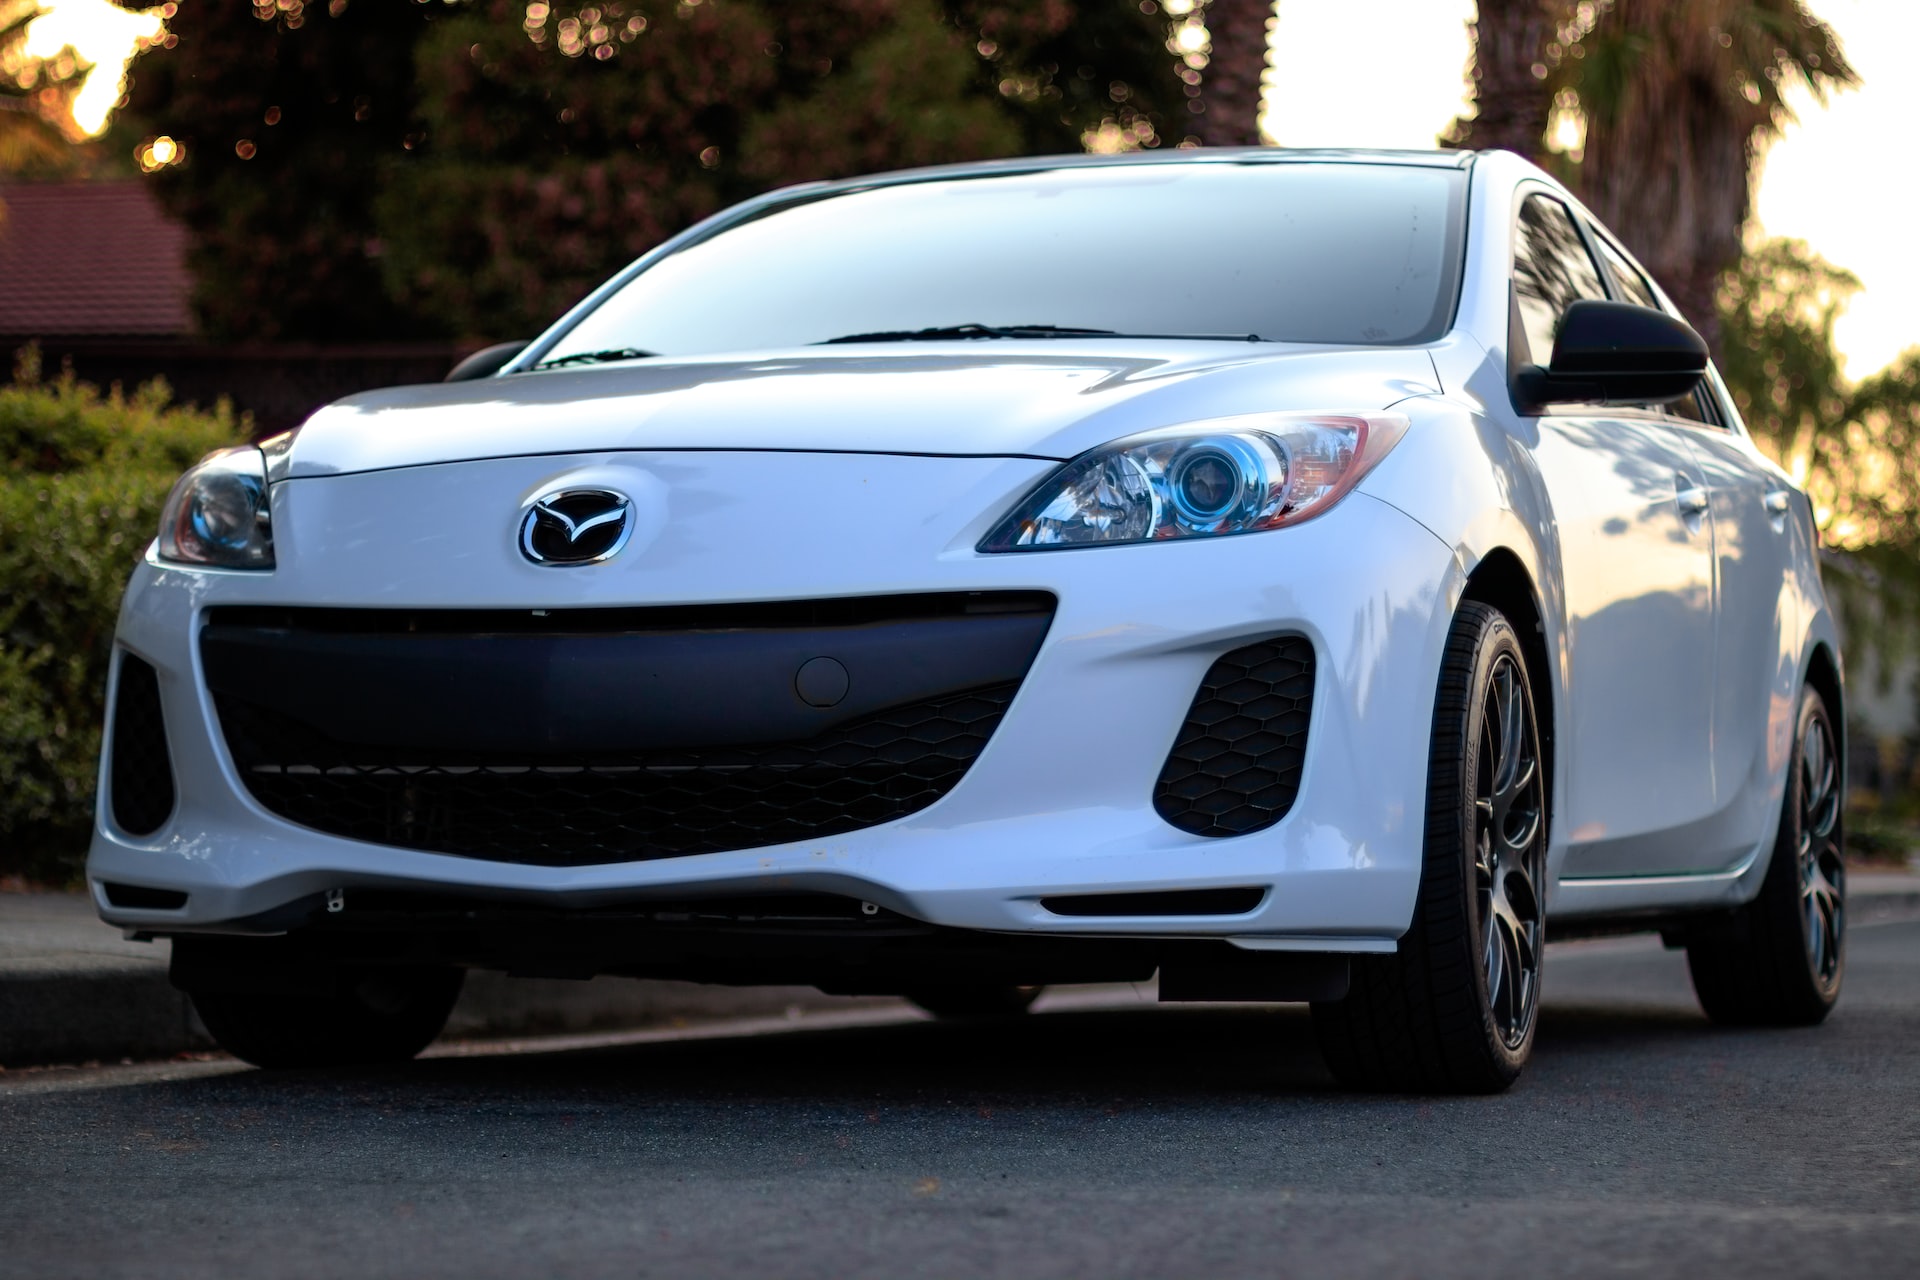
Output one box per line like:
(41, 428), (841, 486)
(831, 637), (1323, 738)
(1536, 414), (1721, 876)
(1508, 191), (1720, 877)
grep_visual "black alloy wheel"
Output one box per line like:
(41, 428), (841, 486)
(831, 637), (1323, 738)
(1687, 685), (1845, 1024)
(1795, 706), (1847, 986)
(1313, 601), (1547, 1093)
(1476, 648), (1546, 1052)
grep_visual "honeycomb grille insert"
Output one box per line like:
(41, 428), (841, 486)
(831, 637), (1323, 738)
(216, 684), (1018, 867)
(1153, 636), (1315, 838)
(110, 653), (175, 836)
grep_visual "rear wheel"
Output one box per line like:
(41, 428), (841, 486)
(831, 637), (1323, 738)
(185, 959), (464, 1070)
(904, 984), (1042, 1020)
(1686, 686), (1844, 1025)
(1312, 601), (1547, 1093)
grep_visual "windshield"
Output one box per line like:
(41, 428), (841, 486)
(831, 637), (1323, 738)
(535, 162), (1468, 364)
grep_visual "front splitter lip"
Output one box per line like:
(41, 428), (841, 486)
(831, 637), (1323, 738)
(87, 803), (1410, 954)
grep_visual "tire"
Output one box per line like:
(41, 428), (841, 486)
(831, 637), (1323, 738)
(1312, 601), (1548, 1093)
(904, 984), (1042, 1020)
(1686, 685), (1845, 1025)
(188, 963), (465, 1070)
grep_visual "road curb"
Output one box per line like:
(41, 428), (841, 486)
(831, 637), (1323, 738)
(0, 956), (890, 1069)
(0, 963), (206, 1067)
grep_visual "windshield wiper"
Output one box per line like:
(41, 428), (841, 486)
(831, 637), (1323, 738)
(818, 323), (1266, 344)
(820, 323), (1121, 344)
(532, 347), (660, 369)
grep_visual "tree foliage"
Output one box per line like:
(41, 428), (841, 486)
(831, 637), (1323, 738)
(1719, 238), (1920, 670)
(109, 0), (441, 342)
(1554, 0), (1854, 352)
(111, 0), (1192, 342)
(384, 0), (1191, 337)
(0, 349), (245, 882)
(1721, 239), (1920, 553)
(0, 1), (90, 178)
(1443, 1), (1856, 352)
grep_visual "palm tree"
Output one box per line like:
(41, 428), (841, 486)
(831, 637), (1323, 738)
(1193, 0), (1272, 146)
(1443, 0), (1564, 162)
(1557, 0), (1854, 352)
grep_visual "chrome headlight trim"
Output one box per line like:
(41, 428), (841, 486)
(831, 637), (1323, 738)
(156, 445), (275, 570)
(979, 412), (1410, 552)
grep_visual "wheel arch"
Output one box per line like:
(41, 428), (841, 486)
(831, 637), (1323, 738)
(1459, 547), (1555, 848)
(1804, 640), (1846, 784)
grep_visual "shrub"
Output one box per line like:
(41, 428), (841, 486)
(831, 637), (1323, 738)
(0, 350), (244, 883)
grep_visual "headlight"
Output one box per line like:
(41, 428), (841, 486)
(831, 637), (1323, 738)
(980, 412), (1410, 552)
(157, 446), (274, 569)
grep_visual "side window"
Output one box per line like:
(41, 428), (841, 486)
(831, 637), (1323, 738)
(1588, 226), (1719, 426)
(1512, 194), (1608, 367)
(1666, 387), (1714, 425)
(1591, 234), (1661, 310)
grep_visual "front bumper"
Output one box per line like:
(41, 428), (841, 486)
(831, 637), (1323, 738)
(89, 449), (1455, 951)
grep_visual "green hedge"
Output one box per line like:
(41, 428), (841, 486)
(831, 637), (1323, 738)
(1, 350), (245, 883)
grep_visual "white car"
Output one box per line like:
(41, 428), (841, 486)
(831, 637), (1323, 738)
(90, 149), (1845, 1091)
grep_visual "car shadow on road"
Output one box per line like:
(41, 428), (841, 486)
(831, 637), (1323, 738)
(106, 995), (1787, 1110)
(408, 1005), (1344, 1103)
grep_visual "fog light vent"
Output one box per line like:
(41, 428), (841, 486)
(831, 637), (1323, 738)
(101, 882), (188, 911)
(1042, 887), (1266, 917)
(1153, 636), (1315, 838)
(110, 653), (176, 836)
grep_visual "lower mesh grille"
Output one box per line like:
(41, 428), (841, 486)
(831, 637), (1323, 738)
(1153, 636), (1315, 838)
(110, 654), (175, 836)
(216, 684), (1017, 866)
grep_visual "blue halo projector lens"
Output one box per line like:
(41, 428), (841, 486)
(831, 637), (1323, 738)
(1175, 445), (1236, 514)
(1169, 443), (1249, 524)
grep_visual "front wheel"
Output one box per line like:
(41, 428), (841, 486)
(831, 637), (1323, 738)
(1312, 601), (1547, 1093)
(1686, 685), (1845, 1025)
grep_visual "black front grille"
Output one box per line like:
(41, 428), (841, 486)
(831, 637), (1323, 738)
(1153, 636), (1315, 838)
(217, 684), (1016, 866)
(109, 653), (175, 836)
(205, 594), (1051, 867)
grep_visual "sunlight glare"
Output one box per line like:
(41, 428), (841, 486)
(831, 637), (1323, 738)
(24, 0), (166, 137)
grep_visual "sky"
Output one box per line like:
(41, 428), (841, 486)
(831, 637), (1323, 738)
(25, 0), (1916, 379)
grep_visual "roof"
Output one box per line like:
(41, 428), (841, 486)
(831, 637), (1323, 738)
(0, 181), (193, 338)
(810, 146), (1476, 196)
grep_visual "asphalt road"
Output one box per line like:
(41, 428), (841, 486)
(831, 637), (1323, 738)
(4, 918), (1917, 1280)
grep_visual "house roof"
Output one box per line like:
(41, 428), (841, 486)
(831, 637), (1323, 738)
(0, 181), (193, 338)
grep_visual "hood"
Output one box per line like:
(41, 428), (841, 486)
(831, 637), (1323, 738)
(281, 341), (1441, 479)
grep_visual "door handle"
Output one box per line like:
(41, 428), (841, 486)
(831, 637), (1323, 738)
(1763, 490), (1791, 516)
(1675, 484), (1710, 517)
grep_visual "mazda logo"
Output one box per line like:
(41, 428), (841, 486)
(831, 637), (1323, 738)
(518, 489), (634, 566)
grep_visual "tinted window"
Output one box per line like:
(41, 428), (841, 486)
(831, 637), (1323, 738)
(1512, 194), (1606, 366)
(538, 163), (1468, 361)
(1587, 228), (1716, 424)
(1591, 232), (1661, 310)
(1654, 379), (1714, 423)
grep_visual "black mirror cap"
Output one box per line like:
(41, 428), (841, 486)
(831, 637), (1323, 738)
(1516, 299), (1709, 407)
(445, 340), (531, 383)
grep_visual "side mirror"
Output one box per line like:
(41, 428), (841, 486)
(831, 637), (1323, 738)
(1514, 300), (1708, 408)
(444, 340), (531, 383)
